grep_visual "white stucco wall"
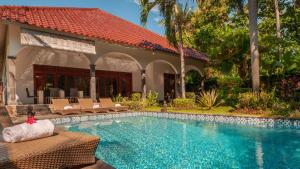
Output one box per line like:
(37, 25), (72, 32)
(5, 24), (206, 104)
(146, 61), (176, 100)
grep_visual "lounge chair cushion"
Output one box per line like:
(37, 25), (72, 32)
(0, 131), (100, 169)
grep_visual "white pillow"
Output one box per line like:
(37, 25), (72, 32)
(93, 104), (100, 109)
(64, 105), (73, 110)
(115, 104), (121, 107)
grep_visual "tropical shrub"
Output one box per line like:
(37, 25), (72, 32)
(146, 90), (158, 107)
(220, 87), (252, 107)
(197, 89), (221, 109)
(123, 100), (146, 111)
(237, 92), (259, 109)
(131, 92), (141, 101)
(186, 92), (196, 101)
(237, 90), (276, 110)
(259, 91), (275, 110)
(173, 98), (195, 109)
(289, 100), (300, 111)
(113, 93), (124, 103)
(217, 76), (241, 88)
(271, 102), (292, 117)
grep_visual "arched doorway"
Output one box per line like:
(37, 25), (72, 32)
(95, 52), (142, 98)
(145, 60), (178, 101)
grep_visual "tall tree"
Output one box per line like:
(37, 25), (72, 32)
(274, 0), (281, 38)
(140, 0), (193, 98)
(249, 0), (260, 93)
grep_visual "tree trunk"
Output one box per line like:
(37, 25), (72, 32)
(274, 0), (282, 76)
(249, 0), (260, 93)
(178, 26), (186, 98)
(274, 0), (281, 38)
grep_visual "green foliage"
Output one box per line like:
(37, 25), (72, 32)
(131, 92), (141, 101)
(220, 87), (252, 107)
(197, 89), (221, 109)
(123, 100), (146, 111)
(259, 0), (300, 76)
(238, 92), (259, 110)
(186, 70), (203, 93)
(259, 90), (276, 110)
(217, 76), (241, 88)
(185, 92), (196, 100)
(173, 98), (195, 109)
(237, 91), (276, 110)
(140, 0), (193, 47)
(113, 93), (124, 103)
(117, 92), (145, 111)
(271, 102), (292, 117)
(146, 90), (159, 107)
(182, 0), (299, 81)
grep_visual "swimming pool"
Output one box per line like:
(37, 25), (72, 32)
(66, 116), (300, 168)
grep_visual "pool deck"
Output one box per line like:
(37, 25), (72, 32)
(12, 109), (300, 124)
(12, 111), (133, 124)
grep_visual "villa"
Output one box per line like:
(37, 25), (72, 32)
(0, 3), (299, 169)
(0, 6), (208, 106)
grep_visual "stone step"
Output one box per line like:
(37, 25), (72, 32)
(15, 104), (51, 116)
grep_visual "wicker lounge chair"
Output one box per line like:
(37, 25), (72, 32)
(50, 99), (81, 115)
(78, 98), (109, 113)
(99, 98), (128, 112)
(0, 107), (100, 169)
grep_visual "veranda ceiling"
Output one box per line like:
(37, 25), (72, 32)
(20, 29), (96, 55)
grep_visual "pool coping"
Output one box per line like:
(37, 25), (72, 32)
(51, 111), (300, 129)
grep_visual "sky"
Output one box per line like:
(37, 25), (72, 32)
(0, 0), (165, 35)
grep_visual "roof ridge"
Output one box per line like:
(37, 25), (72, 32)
(0, 5), (98, 11)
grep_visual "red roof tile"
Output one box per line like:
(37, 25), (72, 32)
(0, 6), (208, 62)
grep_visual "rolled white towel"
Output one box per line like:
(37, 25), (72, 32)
(93, 104), (100, 109)
(115, 104), (121, 107)
(2, 119), (55, 143)
(64, 105), (73, 110)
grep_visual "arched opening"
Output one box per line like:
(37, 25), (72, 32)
(15, 46), (91, 104)
(145, 60), (178, 101)
(95, 52), (142, 98)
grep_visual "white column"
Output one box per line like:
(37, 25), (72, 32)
(175, 74), (181, 98)
(141, 69), (146, 99)
(7, 56), (17, 105)
(38, 90), (44, 104)
(90, 64), (96, 101)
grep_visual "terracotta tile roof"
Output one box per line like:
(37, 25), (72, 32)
(0, 6), (208, 62)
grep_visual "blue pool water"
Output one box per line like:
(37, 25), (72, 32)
(66, 116), (300, 169)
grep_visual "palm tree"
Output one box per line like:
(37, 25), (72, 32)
(274, 0), (281, 38)
(140, 0), (193, 98)
(249, 0), (260, 93)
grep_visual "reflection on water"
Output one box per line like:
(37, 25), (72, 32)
(256, 141), (264, 169)
(66, 116), (300, 169)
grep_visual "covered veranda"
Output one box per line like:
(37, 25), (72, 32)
(2, 26), (206, 106)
